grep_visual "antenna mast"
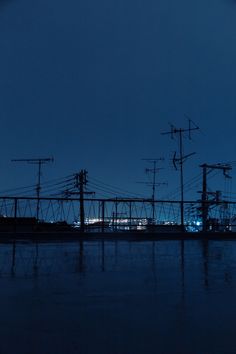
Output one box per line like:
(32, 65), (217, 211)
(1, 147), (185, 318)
(12, 157), (54, 220)
(162, 120), (199, 229)
(141, 158), (165, 223)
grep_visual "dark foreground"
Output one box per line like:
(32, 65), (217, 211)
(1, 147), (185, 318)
(1, 239), (236, 354)
(1, 230), (236, 242)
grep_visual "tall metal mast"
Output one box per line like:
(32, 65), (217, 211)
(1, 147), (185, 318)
(12, 157), (54, 220)
(142, 158), (165, 223)
(162, 120), (199, 229)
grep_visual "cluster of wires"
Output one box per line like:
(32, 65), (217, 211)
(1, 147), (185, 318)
(87, 177), (146, 199)
(0, 162), (235, 203)
(0, 174), (76, 197)
(159, 167), (233, 202)
(0, 173), (146, 200)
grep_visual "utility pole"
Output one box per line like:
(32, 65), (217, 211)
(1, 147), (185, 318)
(78, 170), (86, 233)
(162, 120), (199, 230)
(199, 163), (232, 232)
(12, 157), (54, 220)
(66, 170), (94, 233)
(141, 158), (166, 223)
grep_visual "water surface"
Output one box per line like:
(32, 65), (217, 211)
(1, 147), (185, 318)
(1, 239), (236, 354)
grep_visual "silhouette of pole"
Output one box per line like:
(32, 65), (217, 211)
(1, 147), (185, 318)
(78, 170), (87, 233)
(201, 164), (208, 232)
(179, 130), (184, 228)
(152, 161), (157, 222)
(11, 157), (53, 220)
(66, 170), (94, 233)
(102, 200), (105, 233)
(141, 158), (165, 224)
(162, 120), (199, 230)
(199, 163), (232, 232)
(36, 160), (42, 221)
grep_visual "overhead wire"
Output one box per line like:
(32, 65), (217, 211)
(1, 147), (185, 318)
(89, 176), (146, 198)
(0, 174), (75, 197)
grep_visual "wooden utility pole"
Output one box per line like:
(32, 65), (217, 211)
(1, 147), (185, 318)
(67, 170), (94, 233)
(78, 170), (87, 233)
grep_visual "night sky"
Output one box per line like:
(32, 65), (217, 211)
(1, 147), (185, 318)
(0, 0), (236, 200)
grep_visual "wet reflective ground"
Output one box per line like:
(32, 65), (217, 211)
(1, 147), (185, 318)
(1, 240), (236, 353)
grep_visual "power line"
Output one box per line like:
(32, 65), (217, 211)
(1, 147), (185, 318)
(89, 177), (145, 198)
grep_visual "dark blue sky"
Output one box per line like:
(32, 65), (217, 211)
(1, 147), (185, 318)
(0, 0), (236, 200)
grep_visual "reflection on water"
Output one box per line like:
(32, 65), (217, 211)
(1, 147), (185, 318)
(1, 239), (236, 353)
